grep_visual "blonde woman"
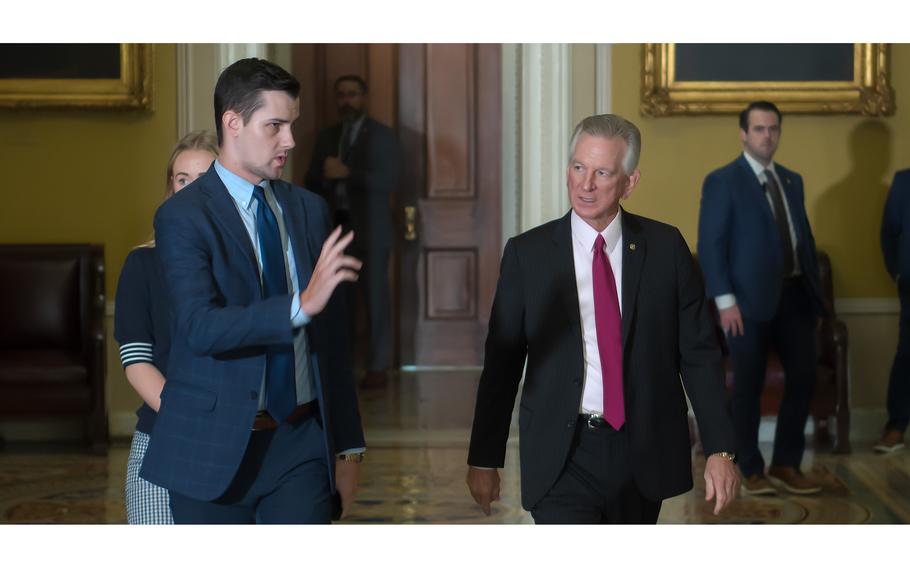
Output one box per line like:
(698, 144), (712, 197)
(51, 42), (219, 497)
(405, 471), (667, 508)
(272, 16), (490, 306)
(114, 131), (217, 523)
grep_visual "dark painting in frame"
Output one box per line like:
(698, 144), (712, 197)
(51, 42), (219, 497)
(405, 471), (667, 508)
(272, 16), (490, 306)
(0, 44), (153, 110)
(641, 43), (893, 116)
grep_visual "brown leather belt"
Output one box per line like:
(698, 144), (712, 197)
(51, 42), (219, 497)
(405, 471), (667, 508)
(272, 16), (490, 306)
(252, 400), (318, 431)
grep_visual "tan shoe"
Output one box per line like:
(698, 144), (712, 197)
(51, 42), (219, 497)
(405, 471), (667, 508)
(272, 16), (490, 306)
(767, 466), (821, 495)
(740, 473), (777, 496)
(873, 430), (905, 454)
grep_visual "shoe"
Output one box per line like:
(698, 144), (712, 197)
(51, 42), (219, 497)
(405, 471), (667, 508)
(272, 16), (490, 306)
(766, 466), (822, 495)
(359, 370), (388, 389)
(873, 430), (905, 454)
(740, 474), (777, 496)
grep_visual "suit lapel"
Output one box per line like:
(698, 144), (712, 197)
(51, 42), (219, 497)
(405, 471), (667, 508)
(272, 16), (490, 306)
(201, 168), (259, 280)
(620, 209), (645, 349)
(272, 182), (315, 288)
(552, 212), (583, 336)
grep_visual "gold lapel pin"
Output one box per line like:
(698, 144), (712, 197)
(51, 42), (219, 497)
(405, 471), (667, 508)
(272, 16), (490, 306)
(629, 243), (637, 251)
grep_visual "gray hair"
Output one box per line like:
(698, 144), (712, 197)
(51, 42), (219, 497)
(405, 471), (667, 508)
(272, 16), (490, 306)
(567, 114), (642, 174)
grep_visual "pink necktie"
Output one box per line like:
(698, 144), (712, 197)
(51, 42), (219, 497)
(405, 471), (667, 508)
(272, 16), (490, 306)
(593, 233), (625, 429)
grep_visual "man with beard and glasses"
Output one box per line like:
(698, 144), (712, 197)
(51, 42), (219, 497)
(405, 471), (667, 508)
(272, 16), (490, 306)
(306, 74), (400, 389)
(142, 58), (365, 523)
(698, 101), (827, 498)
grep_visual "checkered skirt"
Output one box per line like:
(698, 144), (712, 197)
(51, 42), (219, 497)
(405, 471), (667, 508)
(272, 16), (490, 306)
(125, 431), (173, 524)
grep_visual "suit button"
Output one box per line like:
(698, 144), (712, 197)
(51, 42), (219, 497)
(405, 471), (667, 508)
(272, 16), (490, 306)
(249, 391), (258, 400)
(567, 419), (576, 428)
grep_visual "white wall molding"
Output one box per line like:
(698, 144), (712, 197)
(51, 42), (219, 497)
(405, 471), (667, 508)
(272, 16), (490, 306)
(595, 44), (612, 115)
(109, 298), (900, 318)
(520, 44), (571, 232)
(835, 297), (900, 315)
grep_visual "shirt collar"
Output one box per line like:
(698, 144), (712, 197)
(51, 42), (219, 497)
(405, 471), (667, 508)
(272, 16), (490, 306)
(214, 160), (270, 210)
(571, 208), (622, 255)
(742, 150), (777, 180)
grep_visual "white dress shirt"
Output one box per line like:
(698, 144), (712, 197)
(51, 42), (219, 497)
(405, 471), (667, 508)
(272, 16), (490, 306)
(715, 152), (801, 310)
(571, 209), (623, 415)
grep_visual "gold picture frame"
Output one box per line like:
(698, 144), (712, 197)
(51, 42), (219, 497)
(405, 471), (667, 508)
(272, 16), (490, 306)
(0, 44), (153, 110)
(641, 43), (893, 116)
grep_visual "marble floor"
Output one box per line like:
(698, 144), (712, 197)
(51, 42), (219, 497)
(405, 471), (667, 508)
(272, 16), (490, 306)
(1, 370), (909, 524)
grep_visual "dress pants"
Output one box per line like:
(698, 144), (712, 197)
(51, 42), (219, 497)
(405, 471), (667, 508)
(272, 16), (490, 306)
(727, 278), (817, 477)
(886, 281), (910, 433)
(530, 422), (661, 524)
(168, 415), (331, 524)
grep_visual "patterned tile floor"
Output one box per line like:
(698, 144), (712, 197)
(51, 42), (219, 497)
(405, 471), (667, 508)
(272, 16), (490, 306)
(1, 371), (908, 524)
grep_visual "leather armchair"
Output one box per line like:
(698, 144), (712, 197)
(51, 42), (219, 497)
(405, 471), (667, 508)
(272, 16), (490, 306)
(0, 244), (108, 453)
(694, 250), (851, 454)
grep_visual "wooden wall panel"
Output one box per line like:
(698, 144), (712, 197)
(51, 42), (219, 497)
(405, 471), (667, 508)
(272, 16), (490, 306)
(426, 250), (476, 319)
(426, 45), (474, 199)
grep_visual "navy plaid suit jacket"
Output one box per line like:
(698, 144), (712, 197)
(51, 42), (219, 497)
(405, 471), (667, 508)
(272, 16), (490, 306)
(140, 165), (364, 501)
(697, 155), (826, 321)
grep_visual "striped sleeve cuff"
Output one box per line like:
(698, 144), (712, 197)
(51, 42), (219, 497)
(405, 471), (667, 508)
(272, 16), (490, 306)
(119, 342), (153, 367)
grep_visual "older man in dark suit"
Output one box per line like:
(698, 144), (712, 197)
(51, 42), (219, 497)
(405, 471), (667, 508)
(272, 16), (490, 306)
(467, 114), (739, 524)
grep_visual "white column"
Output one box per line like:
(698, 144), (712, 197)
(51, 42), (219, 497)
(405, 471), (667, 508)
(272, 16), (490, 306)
(217, 44), (268, 72)
(177, 44), (269, 138)
(176, 44), (219, 137)
(519, 44), (572, 232)
(501, 44), (522, 245)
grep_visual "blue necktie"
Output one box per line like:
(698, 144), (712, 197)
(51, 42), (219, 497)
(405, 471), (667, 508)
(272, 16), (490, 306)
(251, 185), (296, 421)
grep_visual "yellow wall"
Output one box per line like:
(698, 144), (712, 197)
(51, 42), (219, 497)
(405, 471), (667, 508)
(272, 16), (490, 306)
(610, 44), (910, 299)
(0, 45), (177, 436)
(0, 44), (178, 295)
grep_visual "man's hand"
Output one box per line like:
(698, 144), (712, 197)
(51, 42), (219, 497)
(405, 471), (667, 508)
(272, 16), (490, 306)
(299, 226), (362, 317)
(334, 458), (361, 520)
(324, 157), (350, 180)
(719, 305), (744, 337)
(466, 467), (501, 516)
(704, 454), (740, 515)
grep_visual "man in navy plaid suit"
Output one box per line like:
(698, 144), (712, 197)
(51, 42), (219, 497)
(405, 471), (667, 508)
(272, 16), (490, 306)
(141, 58), (366, 523)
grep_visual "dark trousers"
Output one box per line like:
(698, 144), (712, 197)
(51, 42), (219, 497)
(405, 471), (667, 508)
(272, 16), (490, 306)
(168, 416), (331, 524)
(886, 283), (910, 432)
(530, 423), (661, 524)
(727, 279), (817, 477)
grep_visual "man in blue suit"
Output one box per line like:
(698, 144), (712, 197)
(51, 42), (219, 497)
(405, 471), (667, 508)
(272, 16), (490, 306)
(698, 101), (826, 497)
(141, 58), (365, 523)
(878, 168), (910, 453)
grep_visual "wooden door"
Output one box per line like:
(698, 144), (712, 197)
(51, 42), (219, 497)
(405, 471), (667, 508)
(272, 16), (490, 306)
(398, 44), (501, 366)
(291, 44), (400, 372)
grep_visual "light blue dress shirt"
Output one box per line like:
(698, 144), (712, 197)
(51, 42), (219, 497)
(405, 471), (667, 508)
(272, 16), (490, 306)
(214, 160), (310, 327)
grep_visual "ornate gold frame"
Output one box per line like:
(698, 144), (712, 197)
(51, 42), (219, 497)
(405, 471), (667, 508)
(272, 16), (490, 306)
(641, 43), (893, 116)
(0, 44), (153, 110)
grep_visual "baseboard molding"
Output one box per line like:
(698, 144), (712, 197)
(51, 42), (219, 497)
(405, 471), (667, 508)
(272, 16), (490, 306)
(110, 411), (138, 439)
(835, 297), (899, 315)
(755, 408), (887, 443)
(0, 420), (83, 442)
